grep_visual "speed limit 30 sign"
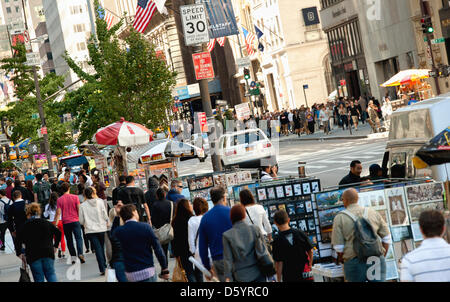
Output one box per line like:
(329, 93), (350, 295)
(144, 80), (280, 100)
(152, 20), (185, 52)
(180, 4), (209, 46)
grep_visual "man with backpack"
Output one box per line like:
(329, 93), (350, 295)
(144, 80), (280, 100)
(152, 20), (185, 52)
(331, 188), (391, 282)
(0, 189), (12, 251)
(33, 174), (51, 215)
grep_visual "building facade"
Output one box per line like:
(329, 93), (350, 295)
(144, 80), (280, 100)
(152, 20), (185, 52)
(43, 0), (96, 86)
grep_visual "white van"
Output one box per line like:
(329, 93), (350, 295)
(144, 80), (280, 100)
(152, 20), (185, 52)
(383, 96), (450, 181)
(218, 129), (277, 169)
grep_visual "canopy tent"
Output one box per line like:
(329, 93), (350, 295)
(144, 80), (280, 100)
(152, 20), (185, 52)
(139, 139), (205, 164)
(416, 126), (450, 166)
(380, 69), (430, 87)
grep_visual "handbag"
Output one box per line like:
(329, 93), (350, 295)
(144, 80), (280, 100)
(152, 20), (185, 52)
(172, 257), (188, 282)
(246, 207), (273, 254)
(254, 228), (276, 277)
(153, 202), (174, 245)
(19, 258), (31, 282)
(105, 268), (118, 282)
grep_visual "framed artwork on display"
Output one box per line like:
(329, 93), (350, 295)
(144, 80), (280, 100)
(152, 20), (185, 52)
(293, 183), (302, 196)
(257, 188), (267, 202)
(296, 202), (306, 215)
(411, 222), (424, 242)
(213, 174), (226, 187)
(278, 204), (286, 212)
(358, 190), (387, 210)
(311, 180), (321, 193)
(226, 173), (237, 187)
(298, 220), (308, 232)
(307, 219), (316, 231)
(267, 187), (276, 200)
(242, 171), (252, 182)
(305, 201), (313, 213)
(187, 177), (197, 191)
(405, 182), (444, 205)
(385, 260), (399, 281)
(286, 204), (296, 216)
(269, 205), (278, 219)
(390, 226), (412, 242)
(408, 201), (444, 223)
(289, 221), (298, 229)
(284, 185), (294, 197)
(385, 187), (410, 227)
(276, 186), (285, 199)
(316, 189), (345, 210)
(302, 182), (312, 195)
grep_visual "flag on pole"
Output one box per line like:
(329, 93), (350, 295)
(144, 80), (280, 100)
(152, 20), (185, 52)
(217, 37), (226, 47)
(254, 25), (264, 52)
(105, 11), (115, 30)
(133, 0), (157, 34)
(207, 39), (216, 52)
(242, 26), (255, 56)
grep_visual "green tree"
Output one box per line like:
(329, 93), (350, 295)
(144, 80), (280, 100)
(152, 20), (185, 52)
(0, 45), (73, 155)
(63, 1), (177, 144)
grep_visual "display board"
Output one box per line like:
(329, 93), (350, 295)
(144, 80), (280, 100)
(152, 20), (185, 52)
(250, 178), (322, 260)
(314, 181), (446, 281)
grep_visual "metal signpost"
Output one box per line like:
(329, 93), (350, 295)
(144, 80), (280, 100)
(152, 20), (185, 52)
(303, 84), (309, 107)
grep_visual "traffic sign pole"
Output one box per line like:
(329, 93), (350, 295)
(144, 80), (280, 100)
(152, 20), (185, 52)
(303, 84), (309, 108)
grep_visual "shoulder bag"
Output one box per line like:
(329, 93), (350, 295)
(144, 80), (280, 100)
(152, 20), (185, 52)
(153, 202), (174, 245)
(246, 207), (273, 254)
(172, 257), (188, 282)
(19, 258), (31, 282)
(253, 226), (276, 277)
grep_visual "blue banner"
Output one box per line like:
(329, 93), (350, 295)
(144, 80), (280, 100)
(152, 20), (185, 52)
(302, 7), (320, 26)
(196, 0), (239, 39)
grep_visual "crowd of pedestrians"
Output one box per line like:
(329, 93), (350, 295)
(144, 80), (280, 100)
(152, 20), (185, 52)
(0, 163), (449, 283)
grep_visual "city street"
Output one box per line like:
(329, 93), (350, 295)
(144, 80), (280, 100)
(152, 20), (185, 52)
(178, 127), (388, 189)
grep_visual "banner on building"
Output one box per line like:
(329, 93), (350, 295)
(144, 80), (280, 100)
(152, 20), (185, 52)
(302, 7), (320, 26)
(196, 0), (239, 39)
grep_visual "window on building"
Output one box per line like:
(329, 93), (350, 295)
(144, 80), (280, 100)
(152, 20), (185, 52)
(5, 0), (9, 3)
(76, 42), (86, 51)
(15, 6), (19, 13)
(46, 52), (53, 60)
(73, 24), (86, 33)
(6, 7), (11, 14)
(70, 5), (83, 15)
(50, 69), (55, 73)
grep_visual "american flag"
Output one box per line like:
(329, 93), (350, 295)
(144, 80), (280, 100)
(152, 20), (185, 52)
(207, 39), (216, 53)
(217, 37), (226, 47)
(242, 27), (256, 56)
(105, 11), (115, 30)
(133, 0), (157, 34)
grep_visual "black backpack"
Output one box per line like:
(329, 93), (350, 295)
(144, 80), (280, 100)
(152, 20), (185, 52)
(36, 181), (51, 204)
(0, 199), (11, 221)
(341, 208), (384, 261)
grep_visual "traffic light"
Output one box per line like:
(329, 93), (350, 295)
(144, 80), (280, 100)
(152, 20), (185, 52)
(421, 16), (434, 34)
(244, 68), (251, 80)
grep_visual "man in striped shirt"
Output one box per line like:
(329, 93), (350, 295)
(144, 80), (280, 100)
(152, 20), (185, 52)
(401, 210), (450, 282)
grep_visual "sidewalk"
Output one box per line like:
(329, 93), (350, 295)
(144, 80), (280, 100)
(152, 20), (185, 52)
(275, 123), (387, 142)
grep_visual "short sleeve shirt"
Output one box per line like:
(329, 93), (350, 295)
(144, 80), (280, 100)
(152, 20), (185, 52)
(57, 194), (80, 224)
(331, 204), (390, 262)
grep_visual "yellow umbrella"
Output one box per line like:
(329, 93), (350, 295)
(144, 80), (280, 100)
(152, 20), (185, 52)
(380, 69), (431, 87)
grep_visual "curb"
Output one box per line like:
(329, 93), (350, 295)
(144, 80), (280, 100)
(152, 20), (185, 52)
(275, 135), (368, 142)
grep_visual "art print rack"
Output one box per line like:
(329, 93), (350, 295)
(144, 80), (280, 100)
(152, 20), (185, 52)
(314, 179), (446, 281)
(237, 177), (323, 260)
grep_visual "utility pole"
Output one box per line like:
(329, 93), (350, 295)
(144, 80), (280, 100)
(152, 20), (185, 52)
(20, 0), (55, 176)
(420, 0), (441, 95)
(186, 0), (222, 172)
(236, 34), (255, 116)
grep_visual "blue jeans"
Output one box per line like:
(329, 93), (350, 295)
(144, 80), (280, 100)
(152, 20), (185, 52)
(63, 222), (84, 257)
(29, 258), (57, 282)
(112, 261), (128, 282)
(344, 256), (386, 282)
(139, 274), (157, 282)
(87, 232), (106, 273)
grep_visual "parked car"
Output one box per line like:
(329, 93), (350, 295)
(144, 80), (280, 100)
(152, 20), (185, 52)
(218, 129), (277, 169)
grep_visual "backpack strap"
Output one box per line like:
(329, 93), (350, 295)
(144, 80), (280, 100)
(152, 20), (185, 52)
(169, 201), (173, 224)
(363, 207), (369, 219)
(341, 210), (358, 222)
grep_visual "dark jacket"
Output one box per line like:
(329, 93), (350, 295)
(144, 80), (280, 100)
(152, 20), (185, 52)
(338, 172), (362, 188)
(150, 199), (173, 229)
(117, 186), (147, 221)
(172, 216), (192, 258)
(7, 200), (28, 233)
(15, 218), (61, 264)
(12, 186), (33, 203)
(144, 178), (159, 208)
(108, 216), (124, 265)
(167, 189), (185, 203)
(113, 221), (167, 273)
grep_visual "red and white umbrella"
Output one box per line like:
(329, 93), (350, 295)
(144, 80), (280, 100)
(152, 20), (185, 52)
(94, 118), (154, 147)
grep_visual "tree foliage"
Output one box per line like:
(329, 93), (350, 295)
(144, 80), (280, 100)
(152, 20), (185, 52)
(0, 44), (73, 155)
(63, 1), (177, 144)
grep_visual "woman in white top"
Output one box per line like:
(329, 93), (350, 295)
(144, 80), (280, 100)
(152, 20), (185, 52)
(188, 197), (212, 280)
(44, 192), (65, 258)
(239, 189), (272, 242)
(79, 187), (109, 276)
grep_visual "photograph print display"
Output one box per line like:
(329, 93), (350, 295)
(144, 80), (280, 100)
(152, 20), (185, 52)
(298, 220), (308, 232)
(278, 204), (286, 212)
(318, 206), (345, 230)
(226, 173), (237, 187)
(269, 205), (278, 219)
(213, 174), (226, 187)
(302, 182), (312, 195)
(308, 219), (316, 231)
(257, 188), (267, 202)
(411, 222), (424, 242)
(276, 186), (285, 199)
(267, 187), (276, 200)
(284, 185), (294, 197)
(286, 204), (296, 216)
(296, 202), (306, 215)
(408, 201), (444, 223)
(311, 180), (321, 193)
(358, 190), (386, 210)
(390, 226), (412, 242)
(406, 182), (444, 205)
(243, 171), (252, 182)
(187, 177), (197, 191)
(289, 221), (298, 229)
(385, 187), (410, 227)
(293, 183), (302, 196)
(305, 201), (313, 213)
(316, 189), (345, 210)
(385, 260), (399, 281)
